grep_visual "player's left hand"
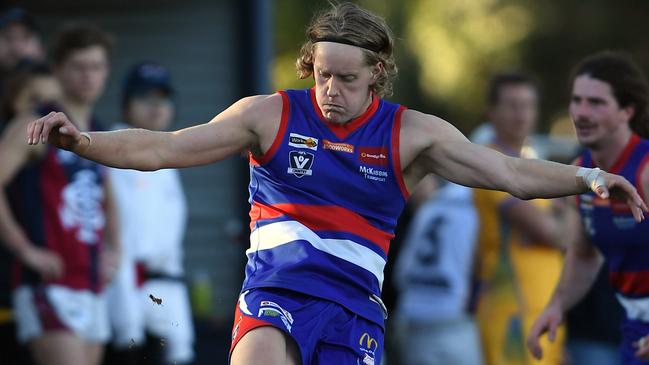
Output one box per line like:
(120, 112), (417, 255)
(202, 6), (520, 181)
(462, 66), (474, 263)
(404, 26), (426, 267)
(595, 171), (648, 222)
(634, 334), (649, 359)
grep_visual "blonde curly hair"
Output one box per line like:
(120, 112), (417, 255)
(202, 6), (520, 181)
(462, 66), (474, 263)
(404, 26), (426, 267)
(296, 2), (397, 98)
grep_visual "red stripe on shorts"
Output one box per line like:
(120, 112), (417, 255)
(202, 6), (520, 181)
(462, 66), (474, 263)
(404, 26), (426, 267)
(230, 303), (274, 355)
(33, 286), (68, 332)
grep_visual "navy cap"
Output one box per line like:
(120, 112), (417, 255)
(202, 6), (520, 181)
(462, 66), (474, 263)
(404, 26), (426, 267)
(122, 62), (173, 104)
(0, 8), (39, 33)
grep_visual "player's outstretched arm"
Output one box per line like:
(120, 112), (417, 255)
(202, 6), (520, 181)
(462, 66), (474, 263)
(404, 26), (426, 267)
(403, 110), (648, 221)
(526, 209), (601, 360)
(26, 94), (281, 171)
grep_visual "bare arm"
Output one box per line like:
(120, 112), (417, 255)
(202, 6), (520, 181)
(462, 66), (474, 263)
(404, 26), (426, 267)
(0, 120), (35, 256)
(503, 199), (570, 249)
(547, 208), (602, 312)
(526, 205), (602, 359)
(27, 94), (283, 171)
(0, 120), (64, 279)
(402, 110), (648, 219)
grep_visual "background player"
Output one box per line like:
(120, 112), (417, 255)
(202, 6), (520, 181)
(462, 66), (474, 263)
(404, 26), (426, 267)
(393, 178), (483, 365)
(25, 4), (647, 365)
(105, 62), (194, 365)
(0, 23), (118, 365)
(527, 51), (649, 365)
(474, 72), (570, 365)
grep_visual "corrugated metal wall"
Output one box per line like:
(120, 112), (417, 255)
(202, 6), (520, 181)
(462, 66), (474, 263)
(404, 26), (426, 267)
(23, 0), (248, 318)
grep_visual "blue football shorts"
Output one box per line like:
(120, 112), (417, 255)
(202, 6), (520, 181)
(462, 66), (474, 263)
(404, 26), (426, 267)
(229, 287), (383, 365)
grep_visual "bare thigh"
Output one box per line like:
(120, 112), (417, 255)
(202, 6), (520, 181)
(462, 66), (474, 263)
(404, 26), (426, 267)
(30, 331), (87, 365)
(231, 326), (300, 365)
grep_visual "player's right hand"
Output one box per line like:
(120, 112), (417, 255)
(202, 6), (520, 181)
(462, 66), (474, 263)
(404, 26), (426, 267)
(19, 245), (65, 281)
(26, 112), (82, 151)
(526, 303), (564, 360)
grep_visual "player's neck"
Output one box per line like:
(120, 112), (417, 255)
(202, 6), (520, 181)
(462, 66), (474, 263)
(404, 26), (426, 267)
(60, 96), (94, 131)
(590, 127), (633, 170)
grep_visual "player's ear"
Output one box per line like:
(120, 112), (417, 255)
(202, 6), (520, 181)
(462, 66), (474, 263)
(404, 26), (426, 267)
(370, 62), (383, 85)
(621, 103), (636, 124)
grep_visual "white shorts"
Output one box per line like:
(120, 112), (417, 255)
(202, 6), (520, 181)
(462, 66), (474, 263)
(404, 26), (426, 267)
(106, 256), (194, 364)
(142, 279), (195, 364)
(13, 285), (110, 344)
(393, 315), (483, 365)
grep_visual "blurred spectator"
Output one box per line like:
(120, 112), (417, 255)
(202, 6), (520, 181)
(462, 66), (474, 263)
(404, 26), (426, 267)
(104, 62), (194, 365)
(471, 122), (579, 163)
(0, 61), (60, 365)
(0, 23), (117, 365)
(1, 62), (62, 123)
(0, 7), (47, 125)
(473, 72), (570, 365)
(392, 177), (483, 365)
(0, 8), (45, 93)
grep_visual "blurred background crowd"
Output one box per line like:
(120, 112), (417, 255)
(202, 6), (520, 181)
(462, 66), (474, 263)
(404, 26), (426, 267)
(0, 1), (646, 364)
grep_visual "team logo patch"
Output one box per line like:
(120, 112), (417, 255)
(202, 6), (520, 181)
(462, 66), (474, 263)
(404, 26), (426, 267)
(59, 170), (105, 244)
(288, 133), (318, 150)
(358, 147), (388, 166)
(258, 300), (294, 332)
(359, 165), (388, 182)
(323, 139), (354, 154)
(288, 151), (314, 178)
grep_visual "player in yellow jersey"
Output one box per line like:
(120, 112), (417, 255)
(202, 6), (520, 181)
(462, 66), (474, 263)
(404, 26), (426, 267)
(474, 73), (572, 365)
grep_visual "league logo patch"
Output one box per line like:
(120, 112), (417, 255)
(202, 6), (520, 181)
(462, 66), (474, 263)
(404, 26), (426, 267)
(288, 133), (318, 151)
(288, 151), (314, 178)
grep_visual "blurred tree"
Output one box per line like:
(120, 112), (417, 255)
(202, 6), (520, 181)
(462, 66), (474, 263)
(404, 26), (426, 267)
(272, 0), (649, 134)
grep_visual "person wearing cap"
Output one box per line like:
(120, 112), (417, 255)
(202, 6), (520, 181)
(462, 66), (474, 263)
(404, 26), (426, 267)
(24, 4), (648, 365)
(104, 62), (194, 365)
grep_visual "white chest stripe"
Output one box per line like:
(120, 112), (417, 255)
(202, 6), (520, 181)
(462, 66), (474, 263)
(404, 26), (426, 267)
(248, 220), (385, 286)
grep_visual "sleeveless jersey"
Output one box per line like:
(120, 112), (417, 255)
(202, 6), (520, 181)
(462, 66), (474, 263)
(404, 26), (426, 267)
(577, 134), (649, 322)
(9, 110), (106, 293)
(244, 88), (408, 326)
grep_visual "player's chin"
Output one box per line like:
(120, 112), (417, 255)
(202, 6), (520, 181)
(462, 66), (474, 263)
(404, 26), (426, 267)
(323, 111), (347, 125)
(576, 131), (602, 148)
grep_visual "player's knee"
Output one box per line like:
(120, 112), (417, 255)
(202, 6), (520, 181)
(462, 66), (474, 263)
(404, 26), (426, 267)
(231, 326), (299, 365)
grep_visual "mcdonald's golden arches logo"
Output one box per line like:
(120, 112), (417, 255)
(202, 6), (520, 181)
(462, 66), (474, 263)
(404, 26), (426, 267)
(359, 332), (378, 351)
